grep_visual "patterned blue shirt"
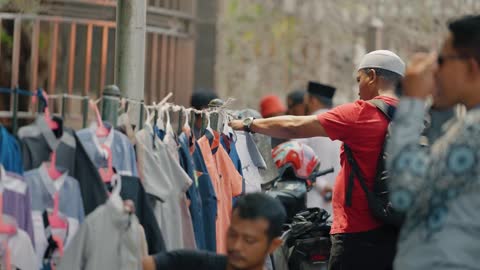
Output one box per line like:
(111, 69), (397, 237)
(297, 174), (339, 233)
(387, 98), (480, 270)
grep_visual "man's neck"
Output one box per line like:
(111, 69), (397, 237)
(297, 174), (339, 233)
(463, 87), (480, 110)
(226, 263), (266, 270)
(309, 105), (328, 115)
(377, 88), (397, 99)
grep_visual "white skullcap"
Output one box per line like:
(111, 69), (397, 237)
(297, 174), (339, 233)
(358, 50), (406, 76)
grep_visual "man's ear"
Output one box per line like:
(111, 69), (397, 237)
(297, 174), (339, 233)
(367, 69), (377, 85)
(268, 237), (283, 254)
(467, 58), (480, 79)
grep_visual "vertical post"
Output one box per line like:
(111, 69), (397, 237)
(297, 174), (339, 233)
(139, 100), (145, 130)
(101, 85), (121, 127)
(115, 0), (147, 126)
(61, 94), (67, 119)
(12, 88), (19, 135)
(38, 89), (46, 113)
(82, 97), (89, 128)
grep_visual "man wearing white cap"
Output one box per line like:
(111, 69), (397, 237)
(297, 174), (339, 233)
(230, 50), (405, 270)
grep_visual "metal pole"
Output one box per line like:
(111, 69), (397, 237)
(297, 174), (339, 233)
(102, 85), (121, 127)
(61, 94), (67, 119)
(82, 97), (89, 128)
(115, 0), (146, 126)
(12, 88), (19, 135)
(138, 100), (145, 130)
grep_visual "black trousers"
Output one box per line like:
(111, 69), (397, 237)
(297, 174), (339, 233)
(328, 226), (398, 270)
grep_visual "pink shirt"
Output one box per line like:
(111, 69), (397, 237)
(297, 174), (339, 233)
(197, 132), (243, 253)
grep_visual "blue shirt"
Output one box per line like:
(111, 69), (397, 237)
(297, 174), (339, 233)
(0, 125), (23, 174)
(24, 164), (85, 222)
(178, 133), (206, 249)
(77, 122), (138, 177)
(192, 140), (217, 252)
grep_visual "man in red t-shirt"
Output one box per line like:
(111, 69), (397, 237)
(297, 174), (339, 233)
(230, 50), (405, 270)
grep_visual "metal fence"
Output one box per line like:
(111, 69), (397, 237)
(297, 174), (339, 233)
(0, 0), (196, 129)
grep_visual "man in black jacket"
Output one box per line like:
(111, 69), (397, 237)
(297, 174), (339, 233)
(142, 193), (286, 270)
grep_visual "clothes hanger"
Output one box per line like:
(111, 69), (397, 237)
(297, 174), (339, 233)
(48, 192), (68, 230)
(89, 99), (109, 138)
(144, 102), (156, 129)
(47, 151), (62, 180)
(109, 173), (133, 214)
(155, 106), (166, 132)
(222, 111), (234, 136)
(177, 108), (184, 135)
(39, 89), (59, 130)
(98, 145), (114, 182)
(0, 240), (12, 270)
(165, 107), (174, 136)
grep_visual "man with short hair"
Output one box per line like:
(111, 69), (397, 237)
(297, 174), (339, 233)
(297, 82), (341, 216)
(386, 15), (480, 270)
(142, 193), (286, 270)
(230, 50), (406, 270)
(191, 90), (219, 138)
(286, 90), (306, 116)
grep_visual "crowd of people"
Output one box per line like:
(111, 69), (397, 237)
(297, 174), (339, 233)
(143, 14), (480, 270)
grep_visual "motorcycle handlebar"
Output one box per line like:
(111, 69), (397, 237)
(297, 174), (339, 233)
(311, 167), (334, 178)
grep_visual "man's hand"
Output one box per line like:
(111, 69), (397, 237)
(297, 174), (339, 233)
(229, 120), (244, 131)
(142, 256), (156, 270)
(402, 52), (438, 99)
(320, 185), (333, 197)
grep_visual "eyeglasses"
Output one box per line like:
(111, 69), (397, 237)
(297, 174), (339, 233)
(437, 54), (469, 66)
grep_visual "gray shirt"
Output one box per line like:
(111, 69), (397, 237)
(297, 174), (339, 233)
(387, 98), (480, 270)
(136, 125), (196, 250)
(235, 131), (267, 193)
(57, 198), (144, 270)
(1, 229), (37, 270)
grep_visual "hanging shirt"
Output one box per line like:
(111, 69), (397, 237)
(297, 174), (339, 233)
(24, 164), (85, 266)
(197, 131), (243, 254)
(19, 116), (108, 215)
(220, 133), (244, 179)
(0, 166), (35, 244)
(192, 140), (217, 252)
(178, 132), (206, 250)
(296, 108), (342, 217)
(136, 126), (196, 250)
(0, 229), (37, 270)
(234, 131), (267, 193)
(0, 125), (23, 174)
(105, 175), (166, 253)
(77, 123), (138, 177)
(57, 198), (145, 270)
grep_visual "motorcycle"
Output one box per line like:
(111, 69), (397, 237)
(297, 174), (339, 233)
(263, 167), (334, 270)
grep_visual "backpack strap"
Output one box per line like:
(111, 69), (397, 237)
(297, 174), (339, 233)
(368, 99), (396, 121)
(344, 99), (396, 207)
(344, 144), (370, 206)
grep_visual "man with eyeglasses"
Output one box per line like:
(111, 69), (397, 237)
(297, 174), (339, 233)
(386, 15), (480, 270)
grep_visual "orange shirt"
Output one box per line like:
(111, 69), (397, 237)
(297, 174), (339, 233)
(197, 131), (243, 254)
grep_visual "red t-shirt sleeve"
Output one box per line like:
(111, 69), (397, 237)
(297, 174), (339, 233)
(317, 102), (361, 142)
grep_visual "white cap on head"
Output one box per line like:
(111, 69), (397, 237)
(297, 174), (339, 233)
(358, 50), (406, 76)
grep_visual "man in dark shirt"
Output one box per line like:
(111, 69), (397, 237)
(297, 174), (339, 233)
(142, 193), (287, 270)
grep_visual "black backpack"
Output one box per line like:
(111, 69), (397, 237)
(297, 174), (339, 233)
(344, 99), (405, 228)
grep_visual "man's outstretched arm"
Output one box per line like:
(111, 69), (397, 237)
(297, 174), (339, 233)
(229, 115), (328, 139)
